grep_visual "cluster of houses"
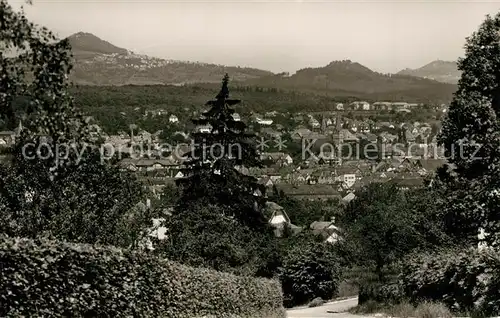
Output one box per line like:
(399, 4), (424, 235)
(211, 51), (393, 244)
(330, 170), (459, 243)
(143, 197), (343, 249)
(267, 201), (340, 242)
(342, 101), (420, 112)
(0, 105), (448, 207)
(335, 101), (448, 112)
(85, 51), (187, 71)
(70, 109), (447, 202)
(0, 110), (449, 247)
(111, 141), (445, 203)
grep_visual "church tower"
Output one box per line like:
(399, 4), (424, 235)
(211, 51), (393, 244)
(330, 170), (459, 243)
(335, 113), (343, 166)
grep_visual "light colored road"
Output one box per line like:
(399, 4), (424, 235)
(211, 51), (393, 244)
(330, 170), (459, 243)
(287, 297), (370, 318)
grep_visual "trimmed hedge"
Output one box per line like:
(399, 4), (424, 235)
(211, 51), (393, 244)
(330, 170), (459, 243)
(0, 235), (286, 317)
(400, 247), (500, 315)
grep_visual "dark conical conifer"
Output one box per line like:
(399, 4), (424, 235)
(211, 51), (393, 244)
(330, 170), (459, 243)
(176, 74), (267, 230)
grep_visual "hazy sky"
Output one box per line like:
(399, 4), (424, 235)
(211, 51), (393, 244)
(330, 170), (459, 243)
(8, 0), (500, 73)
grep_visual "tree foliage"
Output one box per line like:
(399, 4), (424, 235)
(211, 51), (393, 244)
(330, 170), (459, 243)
(338, 183), (450, 281)
(438, 12), (500, 246)
(279, 240), (341, 308)
(164, 75), (279, 275)
(175, 74), (268, 230)
(159, 201), (279, 277)
(0, 0), (151, 247)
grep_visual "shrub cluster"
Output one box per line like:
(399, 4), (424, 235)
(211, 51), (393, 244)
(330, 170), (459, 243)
(0, 235), (286, 318)
(358, 282), (404, 306)
(279, 244), (340, 308)
(400, 247), (500, 316)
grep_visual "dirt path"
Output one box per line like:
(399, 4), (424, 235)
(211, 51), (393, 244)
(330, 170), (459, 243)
(286, 297), (372, 318)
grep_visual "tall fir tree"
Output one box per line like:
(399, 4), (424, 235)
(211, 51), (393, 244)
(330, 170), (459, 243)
(437, 12), (500, 246)
(176, 74), (267, 230)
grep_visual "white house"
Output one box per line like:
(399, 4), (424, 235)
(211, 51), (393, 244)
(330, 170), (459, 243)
(310, 219), (341, 244)
(256, 117), (273, 126)
(169, 114), (179, 123)
(232, 113), (241, 121)
(360, 101), (371, 111)
(309, 118), (321, 129)
(283, 154), (293, 165)
(259, 177), (274, 187)
(174, 171), (184, 179)
(340, 174), (356, 188)
(342, 192), (356, 203)
(349, 101), (370, 110)
(392, 102), (410, 110)
(196, 124), (212, 133)
(267, 202), (302, 238)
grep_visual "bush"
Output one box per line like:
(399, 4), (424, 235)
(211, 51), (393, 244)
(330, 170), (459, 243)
(160, 202), (279, 278)
(352, 300), (453, 318)
(478, 251), (500, 316)
(400, 247), (500, 316)
(308, 297), (326, 308)
(0, 235), (286, 318)
(279, 243), (340, 308)
(358, 282), (404, 305)
(400, 248), (489, 313)
(414, 301), (452, 318)
(386, 302), (416, 318)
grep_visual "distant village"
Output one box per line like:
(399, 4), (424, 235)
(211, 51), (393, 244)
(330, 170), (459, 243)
(0, 100), (448, 208)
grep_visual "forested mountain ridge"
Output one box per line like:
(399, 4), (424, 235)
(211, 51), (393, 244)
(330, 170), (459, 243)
(397, 60), (460, 84)
(241, 60), (456, 104)
(65, 33), (456, 104)
(66, 32), (274, 85)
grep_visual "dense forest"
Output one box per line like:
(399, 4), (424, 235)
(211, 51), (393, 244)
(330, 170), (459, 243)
(68, 84), (445, 134)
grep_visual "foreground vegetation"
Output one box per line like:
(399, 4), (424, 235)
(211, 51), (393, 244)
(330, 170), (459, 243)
(348, 11), (500, 317)
(351, 300), (453, 318)
(3, 0), (500, 316)
(0, 235), (285, 317)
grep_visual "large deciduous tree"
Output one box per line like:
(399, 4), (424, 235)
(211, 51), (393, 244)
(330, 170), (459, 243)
(438, 12), (500, 246)
(0, 0), (152, 247)
(338, 183), (450, 281)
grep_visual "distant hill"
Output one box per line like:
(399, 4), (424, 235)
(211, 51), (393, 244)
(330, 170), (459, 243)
(68, 32), (129, 56)
(242, 60), (457, 104)
(65, 32), (274, 85)
(64, 33), (456, 104)
(397, 60), (461, 84)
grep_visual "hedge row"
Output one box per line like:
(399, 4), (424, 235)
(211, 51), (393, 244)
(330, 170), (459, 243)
(0, 235), (286, 318)
(400, 247), (500, 315)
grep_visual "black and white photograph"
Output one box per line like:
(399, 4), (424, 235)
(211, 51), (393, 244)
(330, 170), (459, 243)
(1, 0), (500, 317)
